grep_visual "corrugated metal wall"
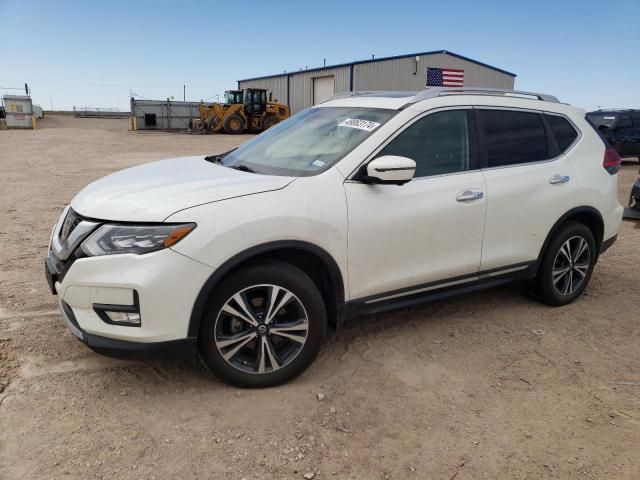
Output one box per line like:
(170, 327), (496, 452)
(131, 99), (201, 130)
(286, 66), (350, 113)
(239, 66), (350, 114)
(238, 76), (288, 105)
(353, 53), (514, 91)
(238, 52), (515, 114)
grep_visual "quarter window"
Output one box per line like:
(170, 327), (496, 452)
(546, 114), (579, 153)
(479, 110), (549, 167)
(377, 110), (470, 177)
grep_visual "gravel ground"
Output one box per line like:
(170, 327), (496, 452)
(0, 115), (639, 479)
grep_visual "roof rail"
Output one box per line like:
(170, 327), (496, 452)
(411, 87), (559, 103)
(323, 88), (560, 107)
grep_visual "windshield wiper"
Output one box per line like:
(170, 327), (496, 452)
(204, 148), (236, 165)
(204, 154), (224, 164)
(229, 164), (256, 174)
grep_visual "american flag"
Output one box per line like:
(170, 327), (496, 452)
(426, 67), (465, 87)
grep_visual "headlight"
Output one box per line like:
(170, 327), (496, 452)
(81, 223), (196, 256)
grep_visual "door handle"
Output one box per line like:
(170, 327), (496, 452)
(549, 175), (570, 185)
(456, 190), (484, 202)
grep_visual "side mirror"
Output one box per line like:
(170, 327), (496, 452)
(362, 155), (416, 185)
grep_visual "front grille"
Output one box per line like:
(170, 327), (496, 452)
(61, 209), (83, 240)
(51, 207), (100, 261)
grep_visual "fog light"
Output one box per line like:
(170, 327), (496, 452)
(93, 294), (141, 327)
(104, 310), (141, 325)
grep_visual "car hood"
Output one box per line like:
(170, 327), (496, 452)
(71, 156), (295, 222)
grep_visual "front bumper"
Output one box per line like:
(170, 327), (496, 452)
(45, 246), (214, 358)
(57, 300), (197, 360)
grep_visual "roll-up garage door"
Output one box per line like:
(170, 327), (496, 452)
(313, 76), (335, 105)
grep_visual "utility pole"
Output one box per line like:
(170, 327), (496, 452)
(183, 84), (186, 102)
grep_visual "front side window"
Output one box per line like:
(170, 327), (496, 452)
(221, 107), (396, 176)
(546, 114), (579, 153)
(377, 110), (470, 177)
(479, 110), (549, 167)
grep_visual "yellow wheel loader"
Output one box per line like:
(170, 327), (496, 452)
(190, 88), (290, 134)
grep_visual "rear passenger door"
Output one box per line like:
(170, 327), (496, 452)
(478, 109), (578, 272)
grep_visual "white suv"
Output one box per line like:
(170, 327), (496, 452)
(45, 88), (623, 387)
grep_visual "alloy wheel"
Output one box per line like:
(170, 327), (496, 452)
(552, 235), (590, 296)
(214, 284), (309, 374)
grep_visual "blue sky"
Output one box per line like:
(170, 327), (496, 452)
(1, 0), (638, 111)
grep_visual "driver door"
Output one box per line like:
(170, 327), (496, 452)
(345, 108), (486, 301)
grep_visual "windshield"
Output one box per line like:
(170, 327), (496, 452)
(225, 91), (242, 104)
(220, 106), (396, 176)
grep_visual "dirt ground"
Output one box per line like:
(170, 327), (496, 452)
(0, 115), (638, 480)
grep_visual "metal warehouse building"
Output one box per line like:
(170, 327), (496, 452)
(238, 50), (516, 114)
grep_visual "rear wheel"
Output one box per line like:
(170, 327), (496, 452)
(534, 222), (596, 306)
(223, 113), (245, 134)
(198, 261), (327, 387)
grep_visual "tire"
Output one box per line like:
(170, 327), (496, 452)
(198, 261), (327, 388)
(534, 222), (596, 306)
(263, 114), (278, 130)
(223, 113), (245, 134)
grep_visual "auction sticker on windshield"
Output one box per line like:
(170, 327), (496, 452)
(338, 118), (381, 132)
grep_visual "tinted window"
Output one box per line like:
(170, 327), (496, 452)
(479, 110), (548, 167)
(546, 114), (578, 153)
(632, 114), (640, 128)
(378, 110), (470, 177)
(586, 113), (616, 128)
(617, 115), (632, 129)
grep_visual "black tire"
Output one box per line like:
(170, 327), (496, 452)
(534, 222), (596, 306)
(263, 114), (278, 130)
(223, 113), (245, 134)
(198, 261), (327, 388)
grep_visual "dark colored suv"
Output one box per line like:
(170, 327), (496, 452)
(587, 109), (640, 159)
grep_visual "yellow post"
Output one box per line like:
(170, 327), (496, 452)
(32, 114), (37, 130)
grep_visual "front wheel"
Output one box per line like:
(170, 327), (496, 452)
(223, 113), (245, 134)
(535, 222), (596, 306)
(198, 261), (327, 387)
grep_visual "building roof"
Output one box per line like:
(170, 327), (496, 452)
(237, 50), (517, 83)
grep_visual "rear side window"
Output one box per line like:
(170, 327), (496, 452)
(479, 110), (549, 167)
(545, 114), (579, 153)
(586, 113), (616, 129)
